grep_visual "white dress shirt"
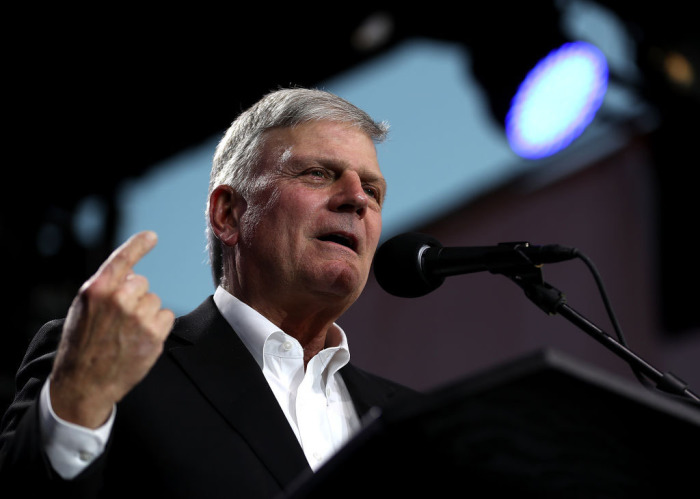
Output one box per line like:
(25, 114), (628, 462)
(39, 286), (360, 478)
(213, 286), (361, 470)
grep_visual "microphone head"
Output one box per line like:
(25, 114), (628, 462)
(373, 232), (445, 297)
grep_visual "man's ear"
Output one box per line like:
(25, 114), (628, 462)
(209, 185), (246, 247)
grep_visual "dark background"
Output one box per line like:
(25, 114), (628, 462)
(3, 3), (699, 410)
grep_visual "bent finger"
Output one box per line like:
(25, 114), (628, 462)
(153, 308), (175, 339)
(114, 273), (151, 309)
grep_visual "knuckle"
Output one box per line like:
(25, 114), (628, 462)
(78, 279), (109, 304)
(134, 293), (160, 318)
(144, 292), (161, 309)
(111, 287), (133, 309)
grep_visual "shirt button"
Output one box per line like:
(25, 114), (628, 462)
(282, 341), (293, 351)
(313, 451), (322, 462)
(78, 450), (94, 462)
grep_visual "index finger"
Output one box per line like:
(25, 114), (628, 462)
(99, 230), (158, 282)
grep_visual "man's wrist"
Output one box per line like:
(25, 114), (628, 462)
(39, 379), (115, 479)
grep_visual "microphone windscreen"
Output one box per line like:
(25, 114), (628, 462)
(373, 232), (445, 298)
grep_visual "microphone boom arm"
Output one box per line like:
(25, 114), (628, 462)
(505, 265), (700, 407)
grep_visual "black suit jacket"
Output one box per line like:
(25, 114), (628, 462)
(0, 297), (416, 498)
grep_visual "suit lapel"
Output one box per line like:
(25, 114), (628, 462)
(166, 298), (310, 488)
(341, 363), (414, 420)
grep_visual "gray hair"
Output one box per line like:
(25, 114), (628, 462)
(206, 87), (390, 287)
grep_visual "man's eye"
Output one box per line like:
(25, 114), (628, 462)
(364, 186), (382, 202)
(307, 169), (328, 178)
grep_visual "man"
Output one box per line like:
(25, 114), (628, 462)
(0, 88), (415, 497)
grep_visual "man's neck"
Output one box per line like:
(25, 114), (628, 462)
(224, 284), (346, 368)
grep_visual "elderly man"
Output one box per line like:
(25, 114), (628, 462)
(0, 88), (415, 498)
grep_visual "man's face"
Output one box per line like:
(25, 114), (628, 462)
(233, 120), (385, 314)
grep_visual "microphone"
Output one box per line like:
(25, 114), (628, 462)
(373, 232), (578, 297)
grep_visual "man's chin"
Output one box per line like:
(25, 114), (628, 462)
(310, 264), (367, 301)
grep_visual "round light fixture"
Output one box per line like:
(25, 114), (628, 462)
(505, 41), (609, 159)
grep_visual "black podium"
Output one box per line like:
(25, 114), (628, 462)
(286, 349), (700, 498)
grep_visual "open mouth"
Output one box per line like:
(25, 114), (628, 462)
(317, 233), (357, 252)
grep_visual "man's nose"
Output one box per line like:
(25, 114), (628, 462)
(329, 172), (368, 217)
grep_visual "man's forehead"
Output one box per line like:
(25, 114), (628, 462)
(262, 121), (382, 172)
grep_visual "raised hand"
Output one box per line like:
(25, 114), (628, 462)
(49, 231), (175, 429)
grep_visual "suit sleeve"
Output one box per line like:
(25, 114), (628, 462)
(0, 320), (108, 497)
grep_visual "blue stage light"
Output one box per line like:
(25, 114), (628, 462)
(505, 41), (609, 159)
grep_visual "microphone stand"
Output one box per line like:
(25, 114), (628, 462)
(503, 265), (700, 407)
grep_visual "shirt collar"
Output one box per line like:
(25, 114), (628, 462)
(213, 286), (351, 370)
